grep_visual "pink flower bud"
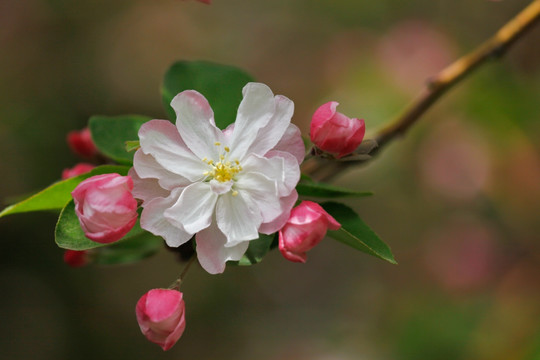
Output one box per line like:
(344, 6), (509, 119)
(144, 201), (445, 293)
(310, 101), (366, 158)
(63, 250), (90, 267)
(136, 289), (186, 351)
(72, 173), (138, 243)
(67, 127), (98, 158)
(61, 163), (95, 180)
(279, 201), (341, 263)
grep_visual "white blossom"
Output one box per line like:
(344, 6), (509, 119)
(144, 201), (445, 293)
(130, 83), (304, 274)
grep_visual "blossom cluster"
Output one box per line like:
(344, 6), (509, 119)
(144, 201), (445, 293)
(62, 82), (370, 349)
(0, 65), (378, 350)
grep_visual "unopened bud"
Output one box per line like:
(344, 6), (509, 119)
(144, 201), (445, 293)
(310, 101), (365, 158)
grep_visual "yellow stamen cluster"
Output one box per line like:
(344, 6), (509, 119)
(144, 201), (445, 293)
(202, 144), (243, 184)
(210, 160), (242, 182)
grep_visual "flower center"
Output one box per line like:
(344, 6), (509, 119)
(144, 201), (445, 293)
(202, 143), (243, 184)
(210, 160), (241, 182)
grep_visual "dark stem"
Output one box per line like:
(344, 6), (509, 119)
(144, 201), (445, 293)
(169, 255), (197, 291)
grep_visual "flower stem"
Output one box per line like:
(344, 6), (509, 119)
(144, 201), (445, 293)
(169, 255), (197, 290)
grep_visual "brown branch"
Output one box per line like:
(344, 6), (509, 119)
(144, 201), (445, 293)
(375, 0), (540, 148)
(303, 0), (540, 181)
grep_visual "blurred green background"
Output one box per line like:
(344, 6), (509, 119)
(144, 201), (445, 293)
(1, 0), (539, 359)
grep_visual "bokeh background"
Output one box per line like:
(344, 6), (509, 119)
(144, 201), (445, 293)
(1, 0), (540, 359)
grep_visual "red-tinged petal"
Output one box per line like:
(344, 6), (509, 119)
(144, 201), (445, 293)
(136, 289), (186, 351)
(278, 201), (341, 263)
(128, 167), (170, 203)
(61, 163), (95, 180)
(67, 127), (98, 158)
(272, 124), (305, 164)
(337, 118), (365, 158)
(310, 101), (338, 136)
(310, 102), (365, 158)
(63, 250), (89, 267)
(72, 173), (138, 243)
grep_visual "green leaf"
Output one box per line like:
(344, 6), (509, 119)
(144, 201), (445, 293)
(300, 173), (314, 182)
(161, 60), (255, 129)
(297, 181), (373, 198)
(89, 115), (151, 164)
(92, 232), (163, 265)
(124, 140), (140, 153)
(231, 233), (277, 266)
(0, 165), (130, 218)
(55, 201), (108, 250)
(322, 202), (397, 264)
(55, 200), (148, 251)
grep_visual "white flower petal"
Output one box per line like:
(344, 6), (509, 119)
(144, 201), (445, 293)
(210, 179), (233, 195)
(229, 83), (275, 160)
(138, 120), (208, 182)
(241, 152), (299, 196)
(140, 188), (192, 247)
(133, 150), (191, 190)
(171, 90), (223, 160)
(216, 191), (261, 245)
(259, 190), (298, 234)
(272, 123), (305, 164)
(247, 94), (294, 157)
(195, 223), (249, 274)
(128, 167), (170, 203)
(265, 150), (301, 195)
(236, 171), (282, 223)
(164, 182), (217, 234)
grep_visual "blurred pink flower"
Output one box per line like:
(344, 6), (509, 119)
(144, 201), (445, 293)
(418, 120), (492, 201)
(424, 218), (500, 292)
(63, 250), (89, 267)
(72, 173), (138, 243)
(310, 101), (365, 158)
(67, 128), (98, 159)
(136, 289), (186, 351)
(377, 20), (455, 94)
(279, 201), (341, 263)
(61, 163), (95, 180)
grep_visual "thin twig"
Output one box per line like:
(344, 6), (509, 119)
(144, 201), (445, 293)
(375, 0), (540, 148)
(169, 255), (197, 290)
(302, 0), (540, 181)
